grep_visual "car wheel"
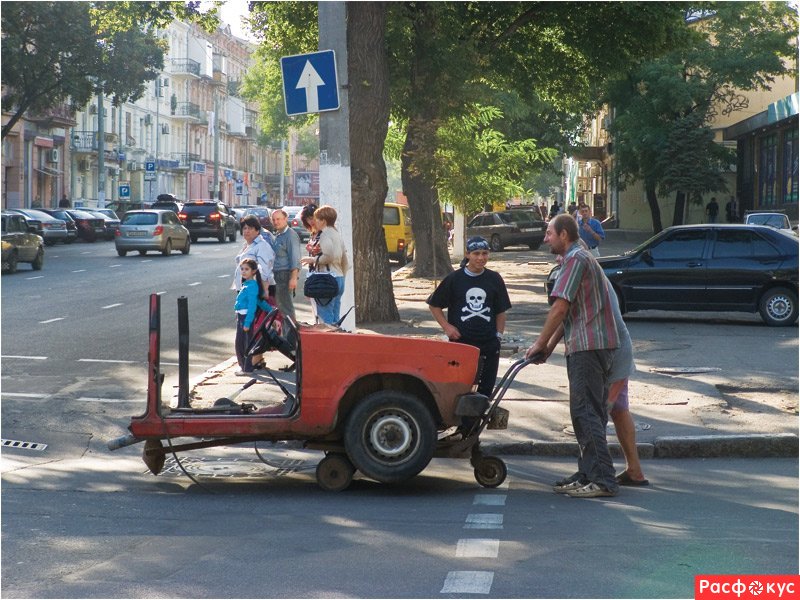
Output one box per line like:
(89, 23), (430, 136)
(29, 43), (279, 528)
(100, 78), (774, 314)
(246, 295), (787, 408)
(759, 287), (798, 326)
(474, 455), (507, 488)
(181, 236), (191, 255)
(218, 229), (226, 243)
(191, 235), (198, 243)
(44, 240), (55, 247)
(613, 286), (626, 315)
(397, 251), (407, 266)
(31, 247), (44, 271)
(138, 250), (147, 256)
(5, 250), (18, 274)
(228, 227), (237, 242)
(117, 249), (128, 257)
(528, 242), (541, 250)
(490, 235), (503, 252)
(161, 239), (172, 256)
(344, 390), (436, 484)
(64, 238), (74, 244)
(315, 454), (355, 492)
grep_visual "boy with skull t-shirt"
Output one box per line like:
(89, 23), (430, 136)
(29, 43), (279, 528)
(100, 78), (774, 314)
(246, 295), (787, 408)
(427, 237), (512, 397)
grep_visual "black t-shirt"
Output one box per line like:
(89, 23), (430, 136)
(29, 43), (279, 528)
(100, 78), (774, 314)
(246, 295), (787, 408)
(427, 267), (512, 344)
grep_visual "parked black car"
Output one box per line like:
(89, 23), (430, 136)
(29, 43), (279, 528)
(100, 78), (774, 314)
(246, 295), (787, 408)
(467, 210), (546, 251)
(65, 210), (105, 242)
(598, 224), (798, 326)
(87, 209), (121, 240)
(177, 201), (238, 243)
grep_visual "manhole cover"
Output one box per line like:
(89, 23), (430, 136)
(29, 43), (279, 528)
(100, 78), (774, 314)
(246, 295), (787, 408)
(2, 439), (48, 452)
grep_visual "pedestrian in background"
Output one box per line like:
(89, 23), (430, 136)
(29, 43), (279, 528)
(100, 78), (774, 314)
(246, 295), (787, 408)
(299, 203), (319, 321)
(539, 201), (548, 221)
(577, 203), (605, 257)
(300, 205), (348, 325)
(725, 196), (739, 223)
(427, 236), (511, 398)
(59, 194), (70, 208)
(526, 214), (619, 498)
(269, 208), (301, 347)
(706, 197), (719, 223)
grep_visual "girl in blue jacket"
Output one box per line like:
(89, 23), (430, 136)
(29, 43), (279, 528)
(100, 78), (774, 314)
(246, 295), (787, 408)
(234, 258), (273, 374)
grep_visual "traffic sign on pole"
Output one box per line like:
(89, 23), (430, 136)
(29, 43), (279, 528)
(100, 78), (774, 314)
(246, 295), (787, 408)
(119, 184), (131, 198)
(280, 50), (340, 116)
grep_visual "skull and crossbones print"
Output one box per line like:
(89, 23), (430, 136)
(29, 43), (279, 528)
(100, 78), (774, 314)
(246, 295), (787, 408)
(462, 287), (491, 322)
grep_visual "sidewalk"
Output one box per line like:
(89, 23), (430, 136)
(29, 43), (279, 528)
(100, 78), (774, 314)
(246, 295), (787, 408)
(177, 229), (798, 459)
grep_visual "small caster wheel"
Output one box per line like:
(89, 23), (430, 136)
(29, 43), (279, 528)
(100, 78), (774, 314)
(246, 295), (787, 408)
(474, 455), (507, 488)
(316, 454), (355, 492)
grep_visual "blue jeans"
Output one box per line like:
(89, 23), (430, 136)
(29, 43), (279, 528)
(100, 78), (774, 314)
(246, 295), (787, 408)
(566, 349), (619, 493)
(316, 275), (345, 325)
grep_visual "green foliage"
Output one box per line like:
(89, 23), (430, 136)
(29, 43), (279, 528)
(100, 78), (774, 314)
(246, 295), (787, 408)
(608, 2), (796, 203)
(295, 120), (320, 159)
(436, 105), (557, 214)
(89, 1), (220, 34)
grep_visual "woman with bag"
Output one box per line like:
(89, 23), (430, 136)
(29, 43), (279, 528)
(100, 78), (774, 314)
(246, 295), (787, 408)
(300, 205), (348, 325)
(299, 204), (320, 321)
(232, 215), (276, 369)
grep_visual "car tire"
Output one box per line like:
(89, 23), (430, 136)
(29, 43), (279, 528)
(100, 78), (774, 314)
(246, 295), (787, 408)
(181, 237), (191, 255)
(344, 390), (436, 484)
(759, 287), (798, 326)
(490, 235), (503, 252)
(218, 229), (226, 243)
(117, 249), (128, 257)
(31, 247), (44, 271)
(228, 227), (237, 243)
(162, 239), (172, 256)
(138, 250), (147, 256)
(5, 250), (18, 274)
(528, 242), (541, 250)
(190, 235), (198, 243)
(397, 251), (407, 266)
(613, 286), (626, 315)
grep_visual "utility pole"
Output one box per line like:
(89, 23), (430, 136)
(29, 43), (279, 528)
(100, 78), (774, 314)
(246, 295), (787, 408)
(212, 91), (219, 200)
(97, 90), (105, 207)
(318, 1), (354, 330)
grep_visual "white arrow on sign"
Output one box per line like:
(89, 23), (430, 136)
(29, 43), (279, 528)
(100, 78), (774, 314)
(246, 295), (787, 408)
(295, 60), (325, 113)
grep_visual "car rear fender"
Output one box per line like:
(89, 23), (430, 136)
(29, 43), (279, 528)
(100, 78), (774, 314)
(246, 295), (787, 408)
(335, 373), (442, 432)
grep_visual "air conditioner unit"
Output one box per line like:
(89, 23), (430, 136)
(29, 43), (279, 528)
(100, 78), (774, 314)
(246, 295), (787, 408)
(48, 148), (60, 163)
(144, 114), (152, 126)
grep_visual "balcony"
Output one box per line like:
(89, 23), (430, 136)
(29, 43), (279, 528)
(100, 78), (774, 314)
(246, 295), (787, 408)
(171, 102), (201, 120)
(28, 103), (77, 128)
(171, 152), (201, 169)
(170, 58), (201, 78)
(72, 131), (119, 153)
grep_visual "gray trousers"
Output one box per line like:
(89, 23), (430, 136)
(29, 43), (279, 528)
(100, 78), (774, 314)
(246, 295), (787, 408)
(274, 270), (297, 347)
(566, 349), (619, 493)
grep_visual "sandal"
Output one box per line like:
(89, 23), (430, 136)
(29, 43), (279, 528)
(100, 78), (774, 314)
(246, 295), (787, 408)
(616, 471), (649, 486)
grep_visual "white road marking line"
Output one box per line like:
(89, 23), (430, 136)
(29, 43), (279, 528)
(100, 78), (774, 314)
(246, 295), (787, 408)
(455, 539), (500, 558)
(77, 359), (136, 364)
(101, 303), (123, 309)
(26, 276), (45, 280)
(71, 269), (86, 273)
(156, 291), (167, 295)
(473, 494), (506, 506)
(441, 571), (493, 594)
(110, 264), (122, 268)
(141, 259), (153, 263)
(464, 514), (503, 529)
(1, 392), (50, 399)
(75, 397), (136, 403)
(218, 274), (229, 278)
(39, 318), (64, 324)
(80, 251), (92, 255)
(1, 355), (47, 360)
(188, 282), (202, 286)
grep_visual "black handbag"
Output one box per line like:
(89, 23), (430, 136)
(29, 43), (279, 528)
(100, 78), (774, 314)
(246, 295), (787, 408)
(304, 256), (338, 305)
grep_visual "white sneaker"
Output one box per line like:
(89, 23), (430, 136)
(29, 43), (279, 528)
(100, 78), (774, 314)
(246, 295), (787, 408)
(553, 480), (586, 494)
(566, 482), (617, 498)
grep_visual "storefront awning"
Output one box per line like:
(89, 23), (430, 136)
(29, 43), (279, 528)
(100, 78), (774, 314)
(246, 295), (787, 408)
(34, 166), (61, 176)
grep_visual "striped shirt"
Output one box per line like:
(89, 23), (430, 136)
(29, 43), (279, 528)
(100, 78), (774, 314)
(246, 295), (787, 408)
(550, 242), (619, 355)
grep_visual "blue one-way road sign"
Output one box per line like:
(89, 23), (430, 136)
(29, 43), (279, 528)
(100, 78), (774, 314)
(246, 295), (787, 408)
(280, 50), (340, 116)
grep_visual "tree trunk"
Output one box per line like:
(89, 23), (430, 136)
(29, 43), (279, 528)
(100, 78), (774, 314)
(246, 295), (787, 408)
(645, 180), (663, 233)
(672, 191), (686, 226)
(346, 2), (399, 323)
(400, 5), (452, 279)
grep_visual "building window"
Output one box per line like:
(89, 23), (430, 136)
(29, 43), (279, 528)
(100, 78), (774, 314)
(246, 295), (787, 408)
(783, 128), (798, 204)
(758, 133), (777, 207)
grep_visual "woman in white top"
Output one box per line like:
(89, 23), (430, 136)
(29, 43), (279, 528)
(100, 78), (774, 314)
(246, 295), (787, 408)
(300, 205), (348, 325)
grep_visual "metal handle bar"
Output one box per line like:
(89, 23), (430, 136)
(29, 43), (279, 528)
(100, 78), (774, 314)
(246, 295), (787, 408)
(489, 354), (543, 402)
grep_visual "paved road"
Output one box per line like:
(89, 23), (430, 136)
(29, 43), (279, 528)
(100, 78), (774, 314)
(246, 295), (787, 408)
(2, 452), (796, 598)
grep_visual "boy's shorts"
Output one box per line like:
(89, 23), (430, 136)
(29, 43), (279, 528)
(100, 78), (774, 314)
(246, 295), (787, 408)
(609, 379), (629, 414)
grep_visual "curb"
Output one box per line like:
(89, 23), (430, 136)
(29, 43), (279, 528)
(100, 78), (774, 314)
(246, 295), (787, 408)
(485, 433), (799, 459)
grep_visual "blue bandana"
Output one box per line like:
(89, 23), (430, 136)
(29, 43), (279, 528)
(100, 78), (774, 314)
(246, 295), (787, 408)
(466, 236), (490, 252)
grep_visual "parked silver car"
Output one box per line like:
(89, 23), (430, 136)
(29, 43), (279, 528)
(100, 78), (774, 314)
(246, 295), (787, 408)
(115, 209), (190, 257)
(8, 208), (69, 245)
